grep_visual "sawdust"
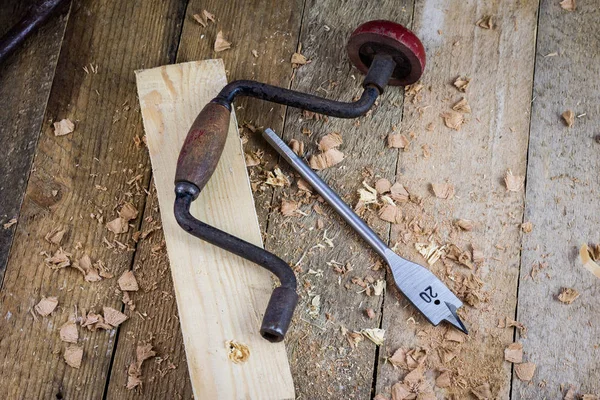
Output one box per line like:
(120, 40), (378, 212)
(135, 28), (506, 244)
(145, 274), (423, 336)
(560, 0), (576, 11)
(441, 111), (464, 130)
(476, 15), (494, 29)
(127, 343), (157, 389)
(118, 270), (139, 291)
(309, 148), (344, 170)
(35, 296), (58, 316)
(431, 183), (455, 199)
(562, 110), (575, 127)
(226, 340), (250, 364)
(452, 97), (471, 113)
(318, 132), (343, 151)
(387, 133), (410, 149)
(53, 119), (74, 136)
(453, 76), (471, 92)
(504, 169), (525, 192)
(60, 321), (79, 343)
(515, 362), (536, 381)
(214, 31), (231, 52)
(64, 344), (83, 369)
(504, 342), (523, 363)
(580, 244), (600, 279)
(557, 287), (580, 304)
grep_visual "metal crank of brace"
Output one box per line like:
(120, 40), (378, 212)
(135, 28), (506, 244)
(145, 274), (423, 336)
(174, 20), (459, 343)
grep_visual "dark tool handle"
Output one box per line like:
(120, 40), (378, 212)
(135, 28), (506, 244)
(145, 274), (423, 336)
(0, 0), (70, 65)
(175, 102), (231, 189)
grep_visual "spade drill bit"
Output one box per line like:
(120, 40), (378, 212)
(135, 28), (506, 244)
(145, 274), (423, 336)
(263, 128), (467, 334)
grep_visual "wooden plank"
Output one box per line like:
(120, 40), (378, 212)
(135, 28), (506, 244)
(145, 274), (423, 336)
(264, 1), (415, 398)
(513, 2), (600, 398)
(105, 1), (304, 397)
(375, 0), (539, 398)
(0, 1), (187, 398)
(0, 0), (69, 277)
(134, 60), (295, 399)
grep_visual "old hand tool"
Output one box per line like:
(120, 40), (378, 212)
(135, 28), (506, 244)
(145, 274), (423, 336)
(262, 128), (468, 334)
(174, 20), (426, 342)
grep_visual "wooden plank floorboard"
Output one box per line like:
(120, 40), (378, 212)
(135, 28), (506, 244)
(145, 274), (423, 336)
(0, 0), (69, 279)
(513, 1), (600, 398)
(0, 1), (187, 398)
(265, 1), (414, 398)
(374, 0), (538, 398)
(106, 1), (304, 398)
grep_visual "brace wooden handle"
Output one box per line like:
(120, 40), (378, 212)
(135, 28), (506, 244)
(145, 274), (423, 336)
(175, 102), (231, 190)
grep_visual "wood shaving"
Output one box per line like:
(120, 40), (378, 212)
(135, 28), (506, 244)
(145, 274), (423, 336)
(504, 342), (523, 363)
(579, 244), (600, 279)
(214, 31), (231, 52)
(127, 343), (156, 389)
(387, 133), (410, 149)
(60, 321), (79, 343)
(193, 10), (215, 27)
(557, 287), (580, 304)
(390, 182), (409, 203)
(515, 362), (536, 381)
(562, 109), (575, 127)
(280, 199), (298, 217)
(3, 218), (17, 229)
(192, 13), (206, 27)
(452, 97), (471, 113)
(453, 76), (471, 92)
(103, 306), (128, 327)
(226, 340), (250, 364)
(290, 139), (305, 156)
(75, 254), (102, 282)
(265, 168), (290, 186)
(309, 148), (344, 170)
(118, 270), (139, 291)
(405, 83), (423, 97)
(379, 204), (402, 224)
(392, 366), (435, 400)
(504, 169), (525, 192)
(291, 52), (308, 67)
(559, 0), (576, 11)
(432, 183), (455, 199)
(64, 344), (83, 369)
(441, 111), (464, 130)
(471, 383), (493, 399)
(415, 243), (444, 266)
(521, 221), (533, 233)
(358, 182), (378, 205)
(53, 119), (74, 136)
(202, 9), (215, 22)
(455, 219), (474, 231)
(297, 178), (312, 192)
(44, 247), (72, 269)
(375, 178), (392, 194)
(361, 328), (385, 345)
(476, 15), (494, 29)
(44, 226), (67, 245)
(118, 202), (138, 221)
(35, 296), (58, 316)
(345, 330), (363, 349)
(389, 347), (428, 371)
(435, 371), (451, 388)
(81, 311), (113, 331)
(106, 217), (129, 234)
(318, 132), (343, 151)
(244, 152), (261, 167)
(444, 328), (465, 343)
(374, 395), (388, 400)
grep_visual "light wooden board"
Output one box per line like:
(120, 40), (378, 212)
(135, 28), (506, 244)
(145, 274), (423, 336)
(375, 0), (538, 398)
(0, 1), (187, 398)
(513, 1), (600, 398)
(135, 60), (295, 400)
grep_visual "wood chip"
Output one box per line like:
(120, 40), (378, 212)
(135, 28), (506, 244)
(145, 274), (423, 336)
(127, 343), (156, 389)
(3, 218), (17, 229)
(280, 199), (298, 217)
(476, 15), (494, 29)
(521, 221), (533, 233)
(118, 270), (139, 291)
(44, 247), (72, 269)
(60, 321), (79, 343)
(318, 132), (343, 151)
(290, 139), (305, 156)
(557, 287), (580, 304)
(64, 344), (83, 369)
(244, 152), (261, 167)
(453, 76), (471, 92)
(34, 296), (58, 316)
(504, 342), (523, 363)
(562, 109), (575, 127)
(202, 9), (215, 22)
(192, 13), (206, 26)
(432, 183), (455, 199)
(504, 169), (525, 192)
(214, 31), (231, 52)
(444, 328), (465, 343)
(361, 328), (385, 345)
(309, 148), (344, 170)
(559, 0), (576, 11)
(471, 383), (493, 399)
(378, 204), (402, 224)
(118, 202), (138, 221)
(53, 119), (74, 136)
(515, 362), (536, 381)
(435, 371), (451, 388)
(390, 182), (409, 203)
(44, 226), (67, 245)
(106, 217), (129, 234)
(456, 219), (474, 231)
(441, 111), (464, 130)
(251, 49), (259, 58)
(580, 244), (600, 279)
(291, 52), (307, 67)
(265, 168), (290, 187)
(365, 308), (375, 319)
(76, 254), (102, 282)
(391, 382), (412, 400)
(103, 306), (128, 327)
(375, 178), (392, 194)
(452, 97), (471, 113)
(226, 340), (250, 364)
(387, 133), (410, 149)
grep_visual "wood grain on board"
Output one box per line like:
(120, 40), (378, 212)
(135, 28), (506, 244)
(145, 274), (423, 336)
(513, 1), (600, 398)
(106, 1), (304, 397)
(0, 0), (69, 278)
(135, 60), (294, 399)
(0, 0), (187, 398)
(264, 1), (414, 398)
(375, 0), (538, 398)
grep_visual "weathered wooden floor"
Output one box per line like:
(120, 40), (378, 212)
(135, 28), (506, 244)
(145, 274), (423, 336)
(0, 0), (598, 399)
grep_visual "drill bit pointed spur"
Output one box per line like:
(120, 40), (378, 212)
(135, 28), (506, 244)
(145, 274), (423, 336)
(262, 128), (468, 334)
